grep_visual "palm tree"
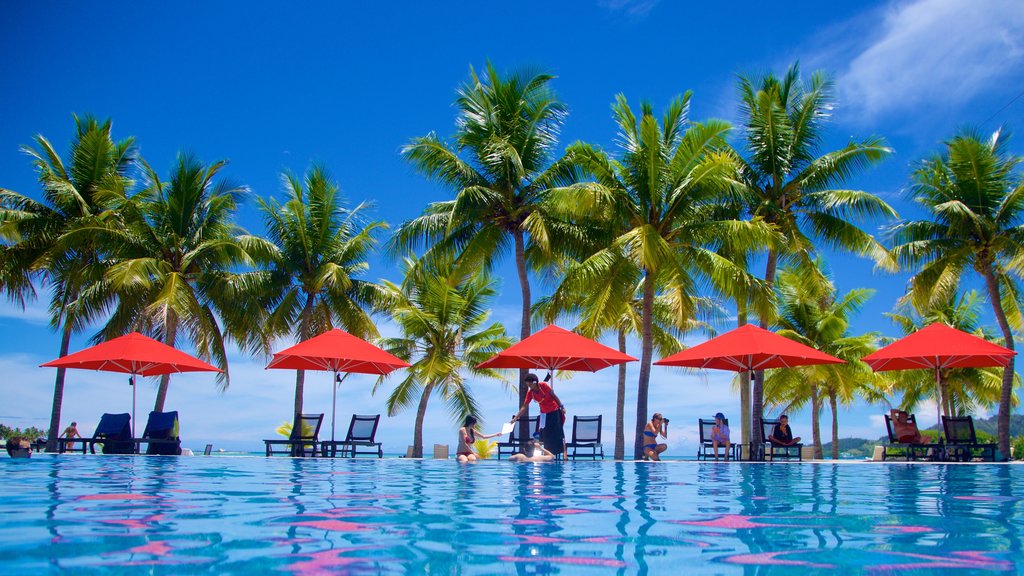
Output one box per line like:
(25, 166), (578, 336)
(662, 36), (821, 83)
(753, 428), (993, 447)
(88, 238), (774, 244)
(534, 251), (721, 459)
(391, 64), (589, 441)
(765, 261), (883, 458)
(238, 164), (387, 417)
(72, 153), (248, 411)
(886, 291), (1017, 417)
(556, 93), (777, 459)
(890, 127), (1024, 454)
(0, 116), (135, 451)
(376, 258), (512, 458)
(735, 63), (896, 445)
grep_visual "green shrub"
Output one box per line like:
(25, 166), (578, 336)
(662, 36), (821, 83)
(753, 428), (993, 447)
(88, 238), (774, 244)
(0, 424), (46, 441)
(1012, 436), (1024, 461)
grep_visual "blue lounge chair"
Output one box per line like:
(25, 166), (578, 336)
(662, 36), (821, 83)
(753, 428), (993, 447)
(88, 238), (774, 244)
(57, 413), (135, 455)
(141, 411), (182, 455)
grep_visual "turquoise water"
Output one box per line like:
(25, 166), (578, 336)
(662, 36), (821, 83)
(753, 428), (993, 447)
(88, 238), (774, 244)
(1, 457), (1020, 574)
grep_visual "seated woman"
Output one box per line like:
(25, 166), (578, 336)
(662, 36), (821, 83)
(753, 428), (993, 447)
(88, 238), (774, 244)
(890, 409), (929, 444)
(643, 413), (669, 461)
(456, 415), (502, 463)
(509, 439), (555, 462)
(711, 412), (731, 462)
(769, 414), (802, 446)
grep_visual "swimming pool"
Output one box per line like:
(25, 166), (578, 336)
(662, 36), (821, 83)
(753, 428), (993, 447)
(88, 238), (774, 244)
(1, 457), (1020, 574)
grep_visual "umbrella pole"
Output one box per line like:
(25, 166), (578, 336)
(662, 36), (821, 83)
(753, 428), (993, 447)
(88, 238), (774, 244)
(332, 371), (338, 443)
(131, 373), (137, 442)
(934, 366), (942, 440)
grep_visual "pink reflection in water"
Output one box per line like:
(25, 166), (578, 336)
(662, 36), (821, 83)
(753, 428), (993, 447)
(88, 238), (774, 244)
(724, 551), (836, 568)
(285, 547), (394, 576)
(499, 556), (627, 568)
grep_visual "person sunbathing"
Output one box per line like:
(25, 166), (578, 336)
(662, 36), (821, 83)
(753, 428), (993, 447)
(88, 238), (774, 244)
(890, 409), (929, 444)
(509, 439), (555, 462)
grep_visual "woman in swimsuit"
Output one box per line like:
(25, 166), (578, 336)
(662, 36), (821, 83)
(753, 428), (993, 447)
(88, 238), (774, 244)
(508, 439), (555, 462)
(643, 413), (669, 461)
(456, 415), (501, 462)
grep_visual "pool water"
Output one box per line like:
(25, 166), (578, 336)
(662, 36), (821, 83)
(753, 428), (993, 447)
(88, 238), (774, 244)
(1, 457), (1021, 574)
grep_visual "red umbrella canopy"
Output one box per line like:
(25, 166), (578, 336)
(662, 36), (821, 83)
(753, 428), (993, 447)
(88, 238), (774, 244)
(862, 323), (1016, 371)
(40, 332), (222, 376)
(476, 325), (637, 372)
(655, 324), (844, 371)
(266, 329), (410, 375)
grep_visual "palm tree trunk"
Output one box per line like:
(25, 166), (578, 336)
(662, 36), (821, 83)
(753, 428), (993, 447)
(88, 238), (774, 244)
(412, 382), (434, 458)
(829, 391), (839, 460)
(293, 295), (317, 419)
(45, 323), (74, 452)
(293, 370), (306, 418)
(615, 328), (627, 460)
(982, 266), (1015, 456)
(154, 311), (179, 412)
(513, 229), (532, 444)
(737, 306), (750, 449)
(810, 385), (822, 459)
(753, 250), (779, 448)
(633, 271), (655, 460)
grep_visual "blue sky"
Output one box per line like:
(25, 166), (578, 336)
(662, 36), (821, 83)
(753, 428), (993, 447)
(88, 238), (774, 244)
(1, 0), (1023, 453)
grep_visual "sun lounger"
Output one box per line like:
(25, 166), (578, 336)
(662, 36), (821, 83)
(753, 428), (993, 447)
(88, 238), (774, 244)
(761, 419), (802, 461)
(697, 418), (738, 461)
(942, 416), (997, 462)
(264, 413), (323, 457)
(57, 413), (135, 455)
(566, 415), (604, 460)
(138, 411), (182, 455)
(882, 412), (932, 461)
(321, 414), (383, 458)
(433, 444), (449, 459)
(497, 416), (538, 459)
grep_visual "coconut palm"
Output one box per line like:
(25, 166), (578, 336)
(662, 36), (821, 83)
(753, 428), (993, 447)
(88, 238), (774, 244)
(886, 291), (1018, 417)
(391, 64), (590, 440)
(0, 116), (135, 451)
(237, 164), (387, 417)
(555, 93), (777, 458)
(889, 127), (1024, 454)
(765, 262), (884, 458)
(736, 63), (896, 444)
(375, 258), (512, 458)
(68, 153), (249, 411)
(534, 251), (721, 459)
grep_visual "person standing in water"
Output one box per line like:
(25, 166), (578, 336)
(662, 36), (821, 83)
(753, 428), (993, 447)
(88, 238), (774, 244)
(511, 373), (566, 459)
(456, 415), (502, 462)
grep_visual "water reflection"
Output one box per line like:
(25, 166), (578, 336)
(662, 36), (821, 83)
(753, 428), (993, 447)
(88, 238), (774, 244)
(1, 458), (1022, 574)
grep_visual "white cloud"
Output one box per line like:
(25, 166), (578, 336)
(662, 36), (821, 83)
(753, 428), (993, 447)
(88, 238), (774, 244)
(596, 0), (661, 19)
(0, 297), (50, 325)
(836, 0), (1024, 120)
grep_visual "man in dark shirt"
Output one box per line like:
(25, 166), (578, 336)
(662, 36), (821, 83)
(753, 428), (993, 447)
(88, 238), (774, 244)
(769, 414), (801, 446)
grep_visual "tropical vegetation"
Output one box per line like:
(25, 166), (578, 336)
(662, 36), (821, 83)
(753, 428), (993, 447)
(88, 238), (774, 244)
(734, 64), (896, 444)
(1, 62), (1020, 459)
(375, 258), (511, 457)
(764, 260), (885, 458)
(890, 127), (1024, 454)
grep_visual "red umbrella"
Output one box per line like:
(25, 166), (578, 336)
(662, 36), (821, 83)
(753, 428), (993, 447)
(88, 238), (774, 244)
(862, 323), (1016, 431)
(41, 332), (222, 438)
(266, 329), (410, 442)
(476, 325), (637, 372)
(655, 324), (844, 372)
(655, 324), (844, 449)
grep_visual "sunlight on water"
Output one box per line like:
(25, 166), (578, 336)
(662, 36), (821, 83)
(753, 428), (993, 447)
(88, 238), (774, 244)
(1, 457), (1021, 574)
